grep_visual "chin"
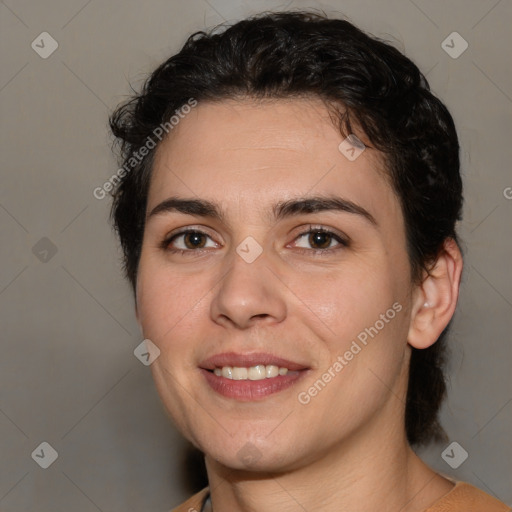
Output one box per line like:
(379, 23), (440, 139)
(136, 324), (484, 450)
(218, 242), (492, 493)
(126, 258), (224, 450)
(199, 433), (301, 473)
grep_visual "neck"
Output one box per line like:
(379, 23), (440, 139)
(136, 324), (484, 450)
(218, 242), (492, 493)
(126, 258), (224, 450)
(204, 415), (453, 512)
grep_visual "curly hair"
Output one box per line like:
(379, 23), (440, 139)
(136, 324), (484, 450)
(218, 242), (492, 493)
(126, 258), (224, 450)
(109, 11), (463, 447)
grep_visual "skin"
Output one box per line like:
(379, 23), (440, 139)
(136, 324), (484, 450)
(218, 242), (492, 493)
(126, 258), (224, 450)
(135, 98), (463, 511)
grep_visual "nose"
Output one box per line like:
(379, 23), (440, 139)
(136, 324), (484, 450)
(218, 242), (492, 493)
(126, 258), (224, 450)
(210, 248), (287, 330)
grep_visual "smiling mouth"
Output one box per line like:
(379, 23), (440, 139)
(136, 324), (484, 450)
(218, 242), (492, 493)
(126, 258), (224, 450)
(201, 368), (308, 400)
(199, 353), (310, 400)
(210, 364), (296, 380)
(199, 357), (310, 402)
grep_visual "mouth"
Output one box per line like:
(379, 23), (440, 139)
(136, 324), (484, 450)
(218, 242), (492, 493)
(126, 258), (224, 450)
(199, 352), (310, 401)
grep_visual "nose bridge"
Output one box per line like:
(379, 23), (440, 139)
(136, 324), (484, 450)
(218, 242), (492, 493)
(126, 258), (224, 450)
(210, 241), (286, 328)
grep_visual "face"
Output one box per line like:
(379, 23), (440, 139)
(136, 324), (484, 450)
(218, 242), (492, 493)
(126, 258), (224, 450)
(136, 98), (415, 472)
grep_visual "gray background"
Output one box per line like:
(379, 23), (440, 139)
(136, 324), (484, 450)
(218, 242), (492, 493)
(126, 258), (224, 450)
(1, 0), (511, 510)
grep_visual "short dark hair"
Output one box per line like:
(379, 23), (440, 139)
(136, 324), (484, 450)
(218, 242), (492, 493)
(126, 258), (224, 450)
(109, 11), (463, 446)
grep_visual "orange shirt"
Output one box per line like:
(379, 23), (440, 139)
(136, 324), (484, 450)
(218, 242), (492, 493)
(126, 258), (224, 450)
(170, 482), (510, 511)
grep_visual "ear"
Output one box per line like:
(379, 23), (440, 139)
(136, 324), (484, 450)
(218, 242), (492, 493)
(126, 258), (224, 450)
(408, 238), (463, 349)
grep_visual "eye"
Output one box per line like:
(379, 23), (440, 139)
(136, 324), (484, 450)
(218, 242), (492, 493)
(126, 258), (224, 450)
(162, 229), (218, 253)
(161, 226), (348, 256)
(292, 226), (348, 253)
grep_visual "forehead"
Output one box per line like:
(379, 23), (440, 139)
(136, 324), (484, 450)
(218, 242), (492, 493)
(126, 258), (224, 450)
(148, 98), (400, 224)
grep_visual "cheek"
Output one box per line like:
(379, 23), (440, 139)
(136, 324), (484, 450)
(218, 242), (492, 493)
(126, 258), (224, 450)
(136, 256), (209, 341)
(284, 257), (410, 411)
(286, 258), (401, 342)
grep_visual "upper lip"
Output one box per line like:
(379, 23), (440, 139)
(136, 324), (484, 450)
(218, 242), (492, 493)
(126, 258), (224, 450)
(199, 352), (309, 371)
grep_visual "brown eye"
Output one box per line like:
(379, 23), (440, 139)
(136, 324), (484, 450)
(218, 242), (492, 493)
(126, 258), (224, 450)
(183, 232), (207, 249)
(308, 231), (333, 249)
(164, 230), (218, 253)
(293, 227), (348, 253)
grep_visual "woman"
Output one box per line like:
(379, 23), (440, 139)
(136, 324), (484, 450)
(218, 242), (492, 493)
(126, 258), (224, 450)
(109, 12), (509, 512)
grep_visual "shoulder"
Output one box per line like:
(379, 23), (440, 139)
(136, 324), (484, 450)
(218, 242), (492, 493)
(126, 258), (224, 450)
(425, 481), (510, 512)
(170, 487), (209, 512)
(169, 484), (510, 512)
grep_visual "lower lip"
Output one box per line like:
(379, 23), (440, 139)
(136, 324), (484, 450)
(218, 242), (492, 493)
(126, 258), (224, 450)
(200, 368), (308, 401)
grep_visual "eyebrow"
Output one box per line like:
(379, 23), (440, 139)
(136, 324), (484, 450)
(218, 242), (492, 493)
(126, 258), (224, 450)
(148, 195), (377, 226)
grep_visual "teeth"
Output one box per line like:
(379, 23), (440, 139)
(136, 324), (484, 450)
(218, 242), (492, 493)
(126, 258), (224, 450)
(221, 367), (232, 379)
(266, 365), (279, 378)
(213, 365), (291, 380)
(248, 365), (266, 380)
(232, 367), (248, 380)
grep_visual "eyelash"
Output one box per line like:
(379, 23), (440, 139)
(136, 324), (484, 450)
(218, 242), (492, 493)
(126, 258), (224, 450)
(161, 225), (349, 256)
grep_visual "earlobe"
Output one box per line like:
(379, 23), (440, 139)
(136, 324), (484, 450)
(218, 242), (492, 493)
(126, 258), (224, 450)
(408, 238), (463, 350)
